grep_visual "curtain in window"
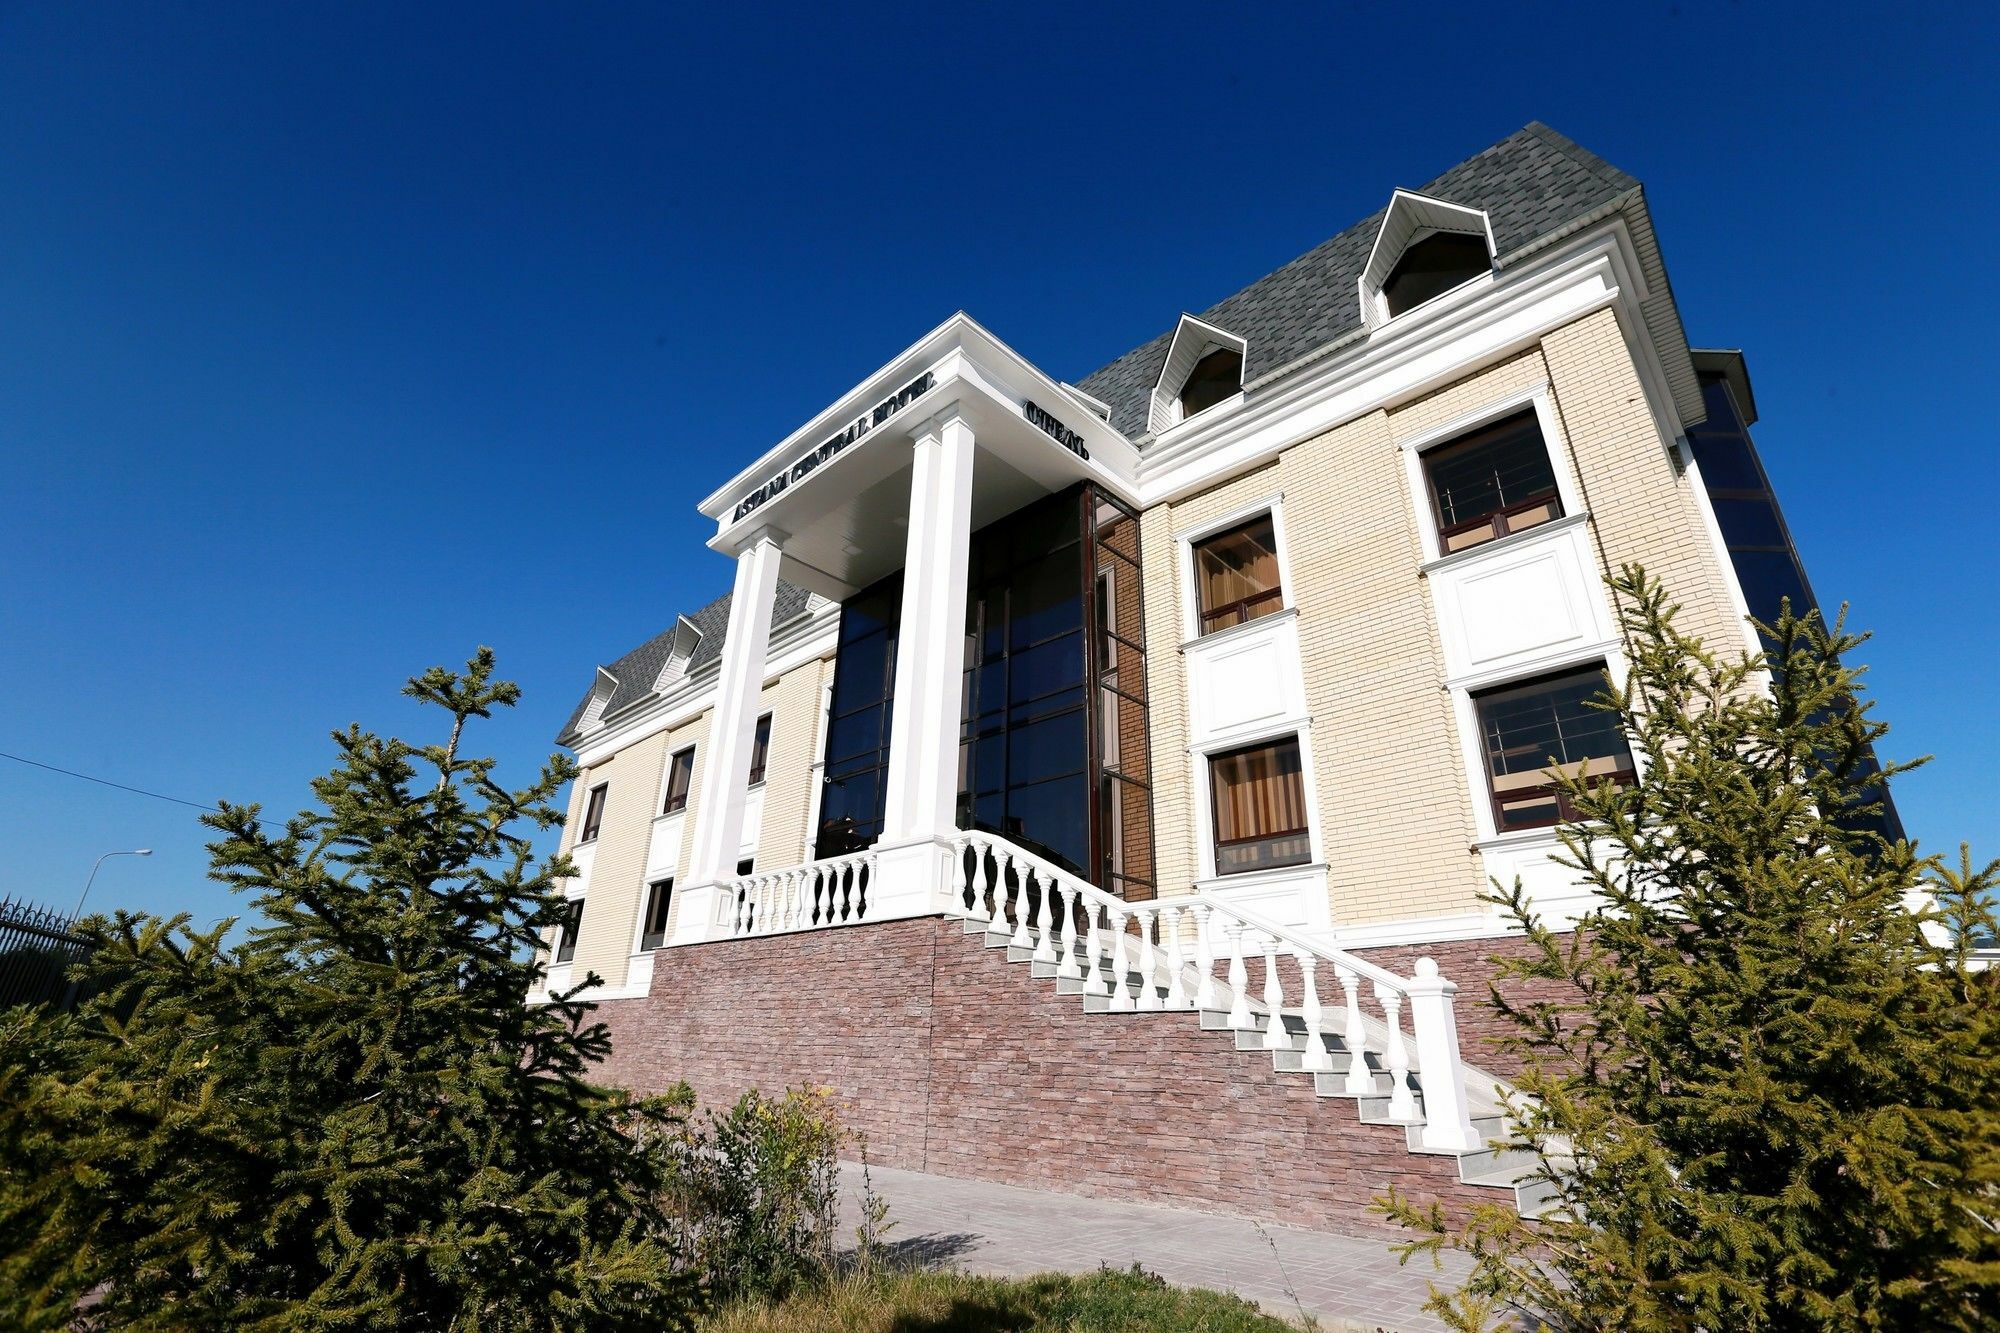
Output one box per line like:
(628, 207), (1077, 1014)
(1195, 516), (1280, 628)
(1211, 740), (1307, 843)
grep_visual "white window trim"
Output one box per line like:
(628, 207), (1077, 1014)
(658, 745), (696, 817)
(1175, 491), (1295, 644)
(1449, 646), (1642, 844)
(576, 781), (610, 845)
(631, 875), (673, 956)
(1190, 719), (1325, 881)
(1398, 383), (1584, 566)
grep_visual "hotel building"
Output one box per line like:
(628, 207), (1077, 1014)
(533, 124), (1844, 1230)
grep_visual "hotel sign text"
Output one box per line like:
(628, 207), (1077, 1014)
(1022, 401), (1090, 461)
(733, 372), (936, 521)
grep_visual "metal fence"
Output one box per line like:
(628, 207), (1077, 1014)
(0, 895), (87, 1011)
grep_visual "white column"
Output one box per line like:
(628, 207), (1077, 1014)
(881, 408), (975, 844)
(673, 526), (785, 943)
(1405, 957), (1483, 1151)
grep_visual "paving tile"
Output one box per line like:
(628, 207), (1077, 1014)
(839, 1162), (1471, 1333)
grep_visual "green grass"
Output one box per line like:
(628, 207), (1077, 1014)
(698, 1264), (1314, 1332)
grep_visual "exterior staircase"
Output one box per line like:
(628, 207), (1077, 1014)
(964, 906), (1562, 1219)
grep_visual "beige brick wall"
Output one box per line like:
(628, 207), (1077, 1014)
(1140, 314), (1746, 928)
(1287, 410), (1483, 925)
(1541, 308), (1747, 658)
(754, 656), (831, 873)
(568, 731), (669, 987)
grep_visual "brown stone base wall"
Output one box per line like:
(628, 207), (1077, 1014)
(1352, 934), (1575, 1083)
(590, 916), (1513, 1238)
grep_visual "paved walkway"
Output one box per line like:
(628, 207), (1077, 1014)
(837, 1163), (1472, 1332)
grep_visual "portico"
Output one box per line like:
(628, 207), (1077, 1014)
(669, 314), (1140, 944)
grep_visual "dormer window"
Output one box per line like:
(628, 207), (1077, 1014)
(1149, 315), (1247, 435)
(1179, 348), (1243, 420)
(1359, 190), (1496, 329)
(1382, 231), (1492, 318)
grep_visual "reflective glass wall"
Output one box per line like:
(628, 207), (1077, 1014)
(815, 483), (1156, 897)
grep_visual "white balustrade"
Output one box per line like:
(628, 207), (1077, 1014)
(1192, 904), (1218, 1010)
(1033, 869), (1057, 964)
(1297, 952), (1331, 1072)
(1108, 906), (1134, 1011)
(1057, 882), (1083, 979)
(1008, 858), (1033, 951)
(1135, 907), (1161, 1011)
(1260, 935), (1287, 1051)
(1225, 924), (1253, 1030)
(1161, 905), (1189, 1010)
(1376, 983), (1418, 1123)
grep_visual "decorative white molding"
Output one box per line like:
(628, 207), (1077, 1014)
(1359, 191), (1497, 331)
(1149, 314), (1248, 436)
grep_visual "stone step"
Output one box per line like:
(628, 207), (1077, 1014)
(1355, 1085), (1425, 1124)
(1272, 1046), (1361, 1075)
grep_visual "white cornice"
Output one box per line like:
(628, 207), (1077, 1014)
(1133, 217), (1685, 509)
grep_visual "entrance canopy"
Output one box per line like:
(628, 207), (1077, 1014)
(698, 314), (1140, 600)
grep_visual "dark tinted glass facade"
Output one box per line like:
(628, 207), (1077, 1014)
(815, 575), (902, 858)
(815, 485), (1154, 896)
(1685, 370), (1904, 841)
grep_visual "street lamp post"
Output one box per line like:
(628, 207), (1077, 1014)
(73, 848), (152, 922)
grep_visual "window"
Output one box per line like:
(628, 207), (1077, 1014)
(747, 715), (772, 786)
(662, 748), (694, 814)
(1423, 409), (1564, 554)
(553, 897), (583, 964)
(1178, 348), (1243, 420)
(639, 878), (672, 951)
(1474, 665), (1634, 832)
(1209, 737), (1311, 876)
(1193, 513), (1283, 634)
(1383, 231), (1490, 318)
(579, 783), (608, 842)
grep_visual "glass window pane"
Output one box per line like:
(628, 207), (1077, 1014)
(1007, 708), (1088, 787)
(1193, 515), (1282, 631)
(1424, 410), (1561, 537)
(1711, 496), (1787, 550)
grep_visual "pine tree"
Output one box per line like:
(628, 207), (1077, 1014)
(0, 650), (700, 1330)
(1381, 566), (2000, 1331)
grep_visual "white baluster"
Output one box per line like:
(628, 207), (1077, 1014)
(787, 868), (805, 931)
(956, 836), (980, 920)
(811, 865), (829, 926)
(1225, 923), (1253, 1029)
(1033, 868), (1057, 963)
(947, 837), (970, 920)
(1108, 907), (1135, 1011)
(1297, 952), (1331, 1072)
(1161, 906), (1189, 1010)
(1057, 881), (1082, 979)
(1192, 904), (1218, 1011)
(1132, 907), (1160, 1011)
(1339, 966), (1373, 1095)
(1085, 899), (1108, 995)
(1377, 984), (1418, 1122)
(978, 849), (1002, 931)
(1009, 858), (1033, 951)
(861, 852), (878, 918)
(1260, 935), (1287, 1050)
(754, 876), (770, 934)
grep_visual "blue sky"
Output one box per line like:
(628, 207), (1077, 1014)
(2, 3), (1994, 928)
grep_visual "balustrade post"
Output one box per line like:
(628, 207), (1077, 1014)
(1057, 882), (1082, 979)
(1297, 952), (1331, 1072)
(1108, 907), (1135, 1011)
(1225, 923), (1253, 1029)
(1376, 984), (1418, 1122)
(1033, 869), (1057, 964)
(1192, 904), (1218, 1011)
(1406, 958), (1481, 1151)
(1260, 935), (1288, 1051)
(980, 849), (1002, 932)
(1162, 906), (1189, 1010)
(787, 868), (806, 931)
(1085, 900), (1108, 995)
(1338, 966), (1374, 1095)
(1135, 908), (1161, 1011)
(947, 837), (971, 920)
(1009, 859), (1033, 951)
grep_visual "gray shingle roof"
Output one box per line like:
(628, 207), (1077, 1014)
(558, 125), (1644, 746)
(555, 580), (814, 745)
(1074, 123), (1639, 439)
